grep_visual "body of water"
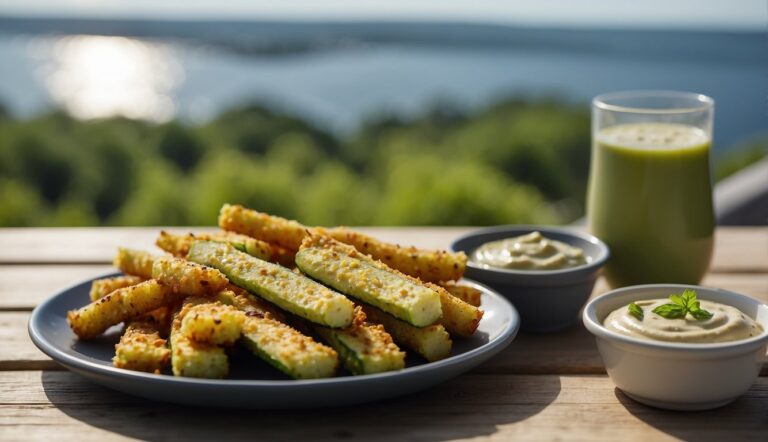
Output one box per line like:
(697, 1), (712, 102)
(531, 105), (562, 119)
(0, 18), (765, 152)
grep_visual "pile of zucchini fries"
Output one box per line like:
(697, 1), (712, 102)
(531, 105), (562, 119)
(67, 204), (484, 379)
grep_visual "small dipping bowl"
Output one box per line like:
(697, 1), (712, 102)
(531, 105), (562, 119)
(451, 225), (609, 333)
(584, 284), (768, 411)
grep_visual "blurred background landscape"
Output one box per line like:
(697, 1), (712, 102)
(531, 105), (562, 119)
(0, 0), (765, 227)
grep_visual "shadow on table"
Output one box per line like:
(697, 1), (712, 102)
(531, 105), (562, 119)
(42, 370), (560, 441)
(614, 387), (768, 439)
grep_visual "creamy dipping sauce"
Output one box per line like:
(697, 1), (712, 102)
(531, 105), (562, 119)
(604, 299), (764, 343)
(471, 231), (588, 271)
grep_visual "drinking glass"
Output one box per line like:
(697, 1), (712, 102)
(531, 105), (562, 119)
(587, 91), (715, 288)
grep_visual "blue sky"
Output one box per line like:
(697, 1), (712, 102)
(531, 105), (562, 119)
(0, 0), (765, 30)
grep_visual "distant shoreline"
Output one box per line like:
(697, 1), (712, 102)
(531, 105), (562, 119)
(0, 17), (763, 149)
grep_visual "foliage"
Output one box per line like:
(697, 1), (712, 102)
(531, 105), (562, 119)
(0, 99), (758, 227)
(714, 139), (768, 181)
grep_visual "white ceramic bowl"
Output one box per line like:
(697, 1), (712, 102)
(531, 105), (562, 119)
(583, 284), (768, 411)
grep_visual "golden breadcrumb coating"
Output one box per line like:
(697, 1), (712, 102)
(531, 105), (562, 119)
(187, 241), (354, 328)
(156, 230), (274, 262)
(324, 227), (467, 283)
(68, 279), (180, 339)
(440, 282), (482, 307)
(217, 203), (466, 282)
(113, 248), (156, 278)
(426, 282), (483, 337)
(361, 304), (452, 362)
(169, 299), (229, 378)
(151, 256), (229, 297)
(299, 234), (482, 336)
(296, 234), (442, 327)
(180, 301), (245, 345)
(89, 275), (145, 301)
(113, 321), (170, 374)
(315, 307), (405, 375)
(218, 203), (308, 251)
(241, 315), (339, 379)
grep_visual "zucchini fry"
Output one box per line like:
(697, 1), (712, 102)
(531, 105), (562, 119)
(113, 248), (155, 278)
(241, 315), (339, 379)
(180, 301), (245, 345)
(217, 204), (466, 282)
(217, 289), (339, 379)
(187, 241), (354, 328)
(361, 305), (452, 362)
(90, 275), (145, 301)
(169, 298), (229, 378)
(440, 281), (482, 307)
(428, 283), (483, 337)
(295, 235), (442, 327)
(89, 276), (173, 334)
(156, 230), (272, 262)
(113, 321), (170, 374)
(217, 287), (287, 322)
(151, 256), (229, 297)
(325, 227), (467, 283)
(218, 203), (308, 250)
(67, 280), (180, 339)
(314, 308), (405, 375)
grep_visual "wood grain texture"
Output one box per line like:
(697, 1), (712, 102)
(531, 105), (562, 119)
(6, 307), (767, 376)
(0, 265), (113, 310)
(3, 266), (765, 312)
(0, 313), (59, 370)
(0, 227), (765, 441)
(0, 227), (765, 272)
(0, 371), (765, 442)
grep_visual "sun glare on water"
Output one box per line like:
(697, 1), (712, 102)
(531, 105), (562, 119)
(41, 35), (182, 122)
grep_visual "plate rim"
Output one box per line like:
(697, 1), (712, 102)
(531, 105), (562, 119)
(29, 272), (519, 388)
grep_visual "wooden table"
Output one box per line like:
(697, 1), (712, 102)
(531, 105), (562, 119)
(1, 227), (766, 441)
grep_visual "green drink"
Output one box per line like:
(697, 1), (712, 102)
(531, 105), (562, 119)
(588, 92), (715, 288)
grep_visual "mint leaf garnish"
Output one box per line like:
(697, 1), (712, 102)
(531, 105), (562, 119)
(628, 302), (644, 321)
(651, 289), (713, 321)
(652, 303), (686, 319)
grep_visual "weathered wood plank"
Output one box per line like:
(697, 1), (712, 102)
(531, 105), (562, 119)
(0, 227), (765, 273)
(1, 263), (765, 313)
(0, 371), (765, 442)
(0, 313), (59, 370)
(0, 265), (113, 311)
(6, 302), (768, 376)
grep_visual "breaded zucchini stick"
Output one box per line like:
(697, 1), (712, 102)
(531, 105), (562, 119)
(156, 231), (271, 261)
(218, 203), (308, 250)
(170, 298), (229, 378)
(297, 235), (482, 336)
(114, 248), (156, 278)
(187, 241), (355, 328)
(89, 275), (145, 301)
(440, 281), (482, 307)
(361, 305), (452, 362)
(217, 287), (286, 322)
(68, 280), (180, 339)
(180, 301), (245, 345)
(151, 256), (229, 297)
(217, 289), (339, 379)
(325, 227), (467, 283)
(113, 321), (170, 374)
(295, 235), (442, 327)
(241, 315), (339, 379)
(217, 204), (467, 282)
(89, 276), (173, 334)
(314, 307), (405, 375)
(427, 282), (484, 337)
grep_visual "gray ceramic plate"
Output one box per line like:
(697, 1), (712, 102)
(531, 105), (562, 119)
(29, 273), (519, 409)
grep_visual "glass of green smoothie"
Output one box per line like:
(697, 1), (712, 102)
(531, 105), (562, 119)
(588, 91), (715, 288)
